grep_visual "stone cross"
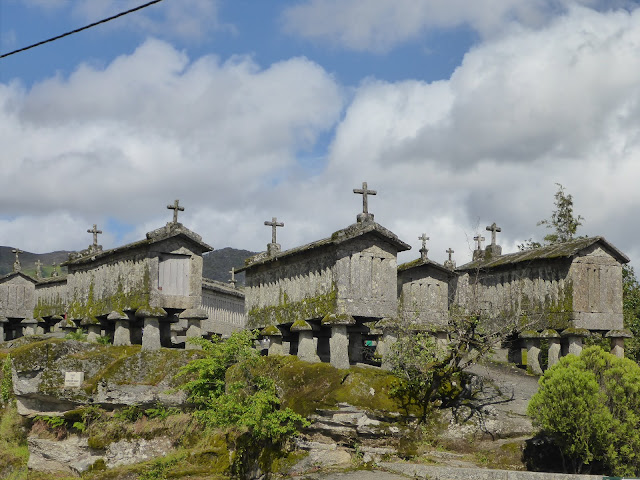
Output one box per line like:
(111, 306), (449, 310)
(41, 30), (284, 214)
(12, 248), (23, 272)
(87, 224), (102, 247)
(474, 234), (485, 251)
(264, 217), (284, 244)
(446, 248), (454, 261)
(229, 267), (237, 287)
(167, 199), (184, 223)
(353, 182), (377, 215)
(486, 222), (502, 246)
(51, 262), (59, 277)
(418, 233), (429, 260)
(35, 259), (42, 279)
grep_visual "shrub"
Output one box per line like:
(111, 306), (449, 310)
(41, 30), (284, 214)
(528, 346), (640, 476)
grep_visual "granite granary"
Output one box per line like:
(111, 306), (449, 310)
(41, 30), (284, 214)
(0, 190), (632, 373)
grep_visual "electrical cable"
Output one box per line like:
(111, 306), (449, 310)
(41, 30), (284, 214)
(1, 0), (165, 59)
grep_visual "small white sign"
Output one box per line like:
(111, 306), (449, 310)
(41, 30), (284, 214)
(64, 371), (84, 388)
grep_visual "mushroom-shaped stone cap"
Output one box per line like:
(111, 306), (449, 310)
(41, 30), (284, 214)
(519, 330), (540, 339)
(179, 308), (208, 320)
(50, 314), (64, 321)
(261, 325), (282, 336)
(35, 317), (46, 324)
(605, 329), (633, 338)
(321, 313), (356, 326)
(135, 306), (167, 319)
(107, 310), (129, 321)
(80, 316), (101, 326)
(374, 317), (398, 330)
(61, 318), (77, 328)
(290, 320), (312, 332)
(561, 327), (591, 338)
(540, 329), (560, 339)
(20, 318), (38, 325)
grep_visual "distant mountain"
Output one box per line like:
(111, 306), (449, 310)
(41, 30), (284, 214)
(0, 247), (72, 278)
(203, 247), (257, 285)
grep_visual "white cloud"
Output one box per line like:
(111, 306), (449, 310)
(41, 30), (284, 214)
(281, 0), (627, 53)
(0, 39), (343, 252)
(314, 6), (640, 265)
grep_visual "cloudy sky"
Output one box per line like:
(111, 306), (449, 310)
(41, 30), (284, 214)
(1, 0), (640, 269)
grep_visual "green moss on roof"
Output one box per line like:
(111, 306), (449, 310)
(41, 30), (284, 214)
(458, 236), (628, 271)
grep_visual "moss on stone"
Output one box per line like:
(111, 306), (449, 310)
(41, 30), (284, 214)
(247, 287), (337, 328)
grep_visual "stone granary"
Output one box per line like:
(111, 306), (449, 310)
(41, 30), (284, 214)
(453, 232), (630, 373)
(237, 183), (411, 368)
(241, 186), (631, 372)
(1, 201), (246, 348)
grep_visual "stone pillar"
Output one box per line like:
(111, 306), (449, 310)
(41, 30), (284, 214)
(35, 317), (46, 335)
(606, 329), (633, 358)
(82, 317), (102, 343)
(562, 328), (590, 357)
(0, 316), (7, 342)
(322, 314), (356, 369)
(179, 309), (209, 350)
(520, 331), (542, 375)
(261, 325), (284, 356)
(50, 315), (64, 333)
(108, 311), (131, 346)
(373, 319), (398, 370)
(136, 307), (168, 351)
(541, 329), (561, 369)
(21, 318), (37, 336)
(291, 320), (320, 363)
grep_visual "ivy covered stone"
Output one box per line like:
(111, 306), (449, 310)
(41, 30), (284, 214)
(561, 327), (590, 338)
(80, 316), (101, 326)
(135, 306), (167, 319)
(519, 330), (540, 339)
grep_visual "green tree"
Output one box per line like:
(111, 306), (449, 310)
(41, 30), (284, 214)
(623, 264), (640, 362)
(528, 346), (640, 475)
(519, 183), (584, 250)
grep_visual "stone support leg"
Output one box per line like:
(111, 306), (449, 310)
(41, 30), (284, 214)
(329, 325), (350, 369)
(525, 339), (542, 375)
(142, 318), (162, 351)
(87, 325), (101, 343)
(297, 331), (320, 363)
(113, 321), (132, 346)
(611, 337), (625, 358)
(568, 336), (583, 356)
(0, 324), (4, 342)
(547, 339), (561, 368)
(185, 319), (202, 350)
(268, 336), (284, 356)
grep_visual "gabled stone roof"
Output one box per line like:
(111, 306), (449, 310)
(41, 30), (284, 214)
(236, 219), (411, 272)
(397, 257), (455, 276)
(0, 271), (38, 284)
(202, 278), (244, 298)
(457, 236), (629, 271)
(63, 222), (213, 266)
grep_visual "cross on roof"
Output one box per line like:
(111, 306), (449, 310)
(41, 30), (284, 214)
(167, 199), (184, 223)
(51, 262), (59, 277)
(12, 248), (23, 258)
(35, 259), (43, 278)
(418, 233), (429, 250)
(446, 248), (454, 261)
(229, 267), (236, 287)
(474, 234), (485, 251)
(12, 248), (23, 272)
(486, 222), (502, 246)
(87, 224), (102, 247)
(264, 217), (284, 244)
(353, 181), (377, 215)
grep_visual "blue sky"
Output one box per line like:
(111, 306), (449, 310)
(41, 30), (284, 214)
(2, 0), (640, 269)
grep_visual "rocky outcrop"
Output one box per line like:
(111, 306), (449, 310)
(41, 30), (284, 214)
(9, 338), (194, 416)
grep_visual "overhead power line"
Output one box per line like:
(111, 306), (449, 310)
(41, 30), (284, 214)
(0, 0), (165, 59)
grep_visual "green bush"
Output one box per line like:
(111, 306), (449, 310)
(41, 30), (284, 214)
(1, 355), (12, 406)
(528, 346), (640, 476)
